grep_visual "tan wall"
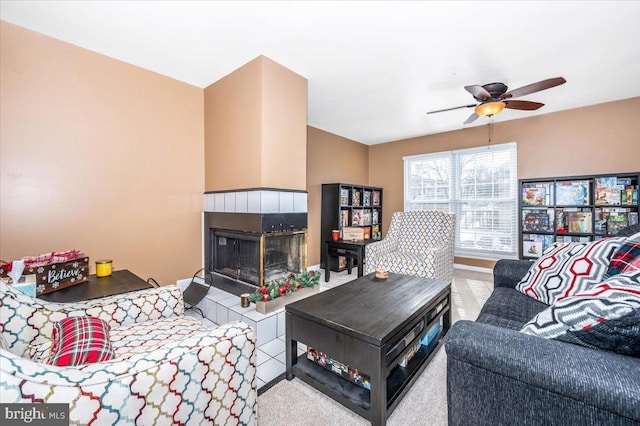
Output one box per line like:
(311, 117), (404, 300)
(369, 97), (640, 269)
(0, 21), (204, 284)
(261, 57), (308, 190)
(307, 126), (369, 265)
(204, 56), (308, 191)
(204, 57), (262, 191)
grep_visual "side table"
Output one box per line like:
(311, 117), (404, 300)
(38, 269), (153, 302)
(324, 239), (376, 282)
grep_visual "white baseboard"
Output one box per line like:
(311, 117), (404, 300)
(453, 263), (493, 274)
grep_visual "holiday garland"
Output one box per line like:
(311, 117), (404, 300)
(247, 270), (321, 303)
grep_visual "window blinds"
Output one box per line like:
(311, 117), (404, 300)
(403, 142), (518, 259)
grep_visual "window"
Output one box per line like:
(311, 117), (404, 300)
(404, 142), (517, 258)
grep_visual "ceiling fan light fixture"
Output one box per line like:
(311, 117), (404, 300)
(475, 101), (505, 117)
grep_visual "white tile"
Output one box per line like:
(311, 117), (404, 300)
(297, 347), (306, 357)
(242, 317), (258, 338)
(205, 287), (237, 302)
(175, 278), (190, 292)
(260, 337), (285, 357)
(257, 378), (266, 390)
(277, 311), (285, 337)
(224, 192), (236, 212)
(229, 303), (256, 316)
(279, 192), (294, 213)
(214, 193), (225, 212)
(202, 298), (217, 320)
(218, 295), (241, 308)
(261, 191), (279, 213)
(257, 358), (285, 384)
(216, 305), (229, 325)
(228, 309), (242, 323)
(255, 314), (277, 346)
(275, 351), (286, 364)
(204, 193), (216, 212)
(256, 349), (270, 366)
(242, 309), (277, 322)
(293, 192), (308, 213)
(247, 191), (261, 213)
(235, 192), (248, 213)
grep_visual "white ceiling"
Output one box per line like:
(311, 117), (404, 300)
(2, 1), (640, 145)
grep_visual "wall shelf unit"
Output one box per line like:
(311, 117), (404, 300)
(519, 172), (639, 260)
(321, 183), (383, 270)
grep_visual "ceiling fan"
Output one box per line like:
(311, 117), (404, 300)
(427, 77), (566, 124)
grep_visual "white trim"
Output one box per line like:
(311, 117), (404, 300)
(307, 264), (321, 271)
(453, 263), (493, 274)
(403, 141), (516, 161)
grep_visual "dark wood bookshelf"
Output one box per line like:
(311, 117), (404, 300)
(519, 172), (640, 259)
(321, 183), (383, 270)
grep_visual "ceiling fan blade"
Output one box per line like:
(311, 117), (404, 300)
(463, 112), (479, 125)
(427, 104), (477, 114)
(504, 100), (545, 110)
(500, 77), (566, 99)
(464, 85), (491, 101)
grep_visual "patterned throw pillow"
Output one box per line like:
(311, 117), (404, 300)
(607, 232), (640, 277)
(516, 237), (624, 305)
(520, 270), (640, 355)
(48, 316), (115, 366)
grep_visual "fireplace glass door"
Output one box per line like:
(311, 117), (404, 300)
(264, 231), (306, 283)
(212, 229), (307, 287)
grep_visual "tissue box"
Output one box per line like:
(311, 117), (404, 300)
(0, 275), (37, 297)
(0, 255), (89, 296)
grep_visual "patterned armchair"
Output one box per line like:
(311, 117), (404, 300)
(365, 210), (455, 283)
(0, 280), (256, 425)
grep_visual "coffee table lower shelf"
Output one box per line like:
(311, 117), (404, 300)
(290, 333), (445, 419)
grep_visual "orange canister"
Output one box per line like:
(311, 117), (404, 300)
(95, 259), (113, 277)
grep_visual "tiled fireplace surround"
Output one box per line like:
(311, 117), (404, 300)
(195, 188), (315, 389)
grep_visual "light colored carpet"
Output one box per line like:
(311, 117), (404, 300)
(257, 269), (493, 425)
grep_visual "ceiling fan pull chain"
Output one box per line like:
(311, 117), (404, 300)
(487, 119), (494, 147)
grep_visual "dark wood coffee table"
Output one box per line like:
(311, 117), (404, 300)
(38, 270), (153, 302)
(286, 272), (451, 426)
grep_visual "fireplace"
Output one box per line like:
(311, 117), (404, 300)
(211, 229), (306, 287)
(204, 189), (308, 288)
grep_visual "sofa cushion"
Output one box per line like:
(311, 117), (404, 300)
(49, 316), (115, 366)
(520, 270), (640, 356)
(516, 238), (623, 305)
(110, 316), (206, 359)
(607, 231), (640, 277)
(477, 287), (548, 330)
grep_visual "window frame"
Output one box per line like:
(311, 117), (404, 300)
(403, 142), (518, 259)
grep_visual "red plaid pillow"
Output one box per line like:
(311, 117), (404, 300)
(48, 316), (115, 366)
(607, 232), (640, 277)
